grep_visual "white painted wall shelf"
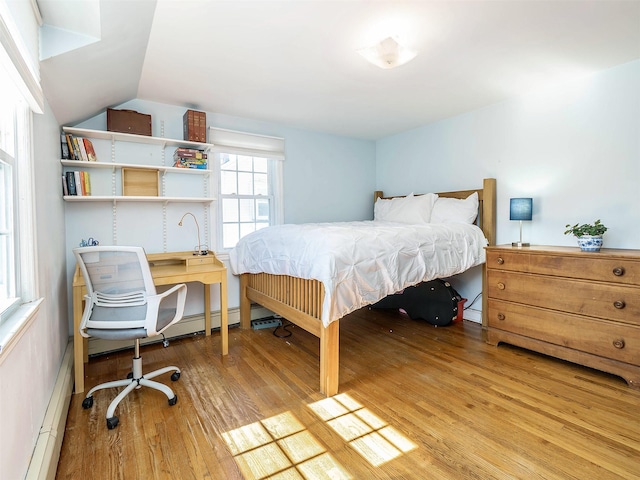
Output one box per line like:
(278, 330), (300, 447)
(61, 160), (210, 176)
(62, 195), (213, 203)
(62, 126), (215, 151)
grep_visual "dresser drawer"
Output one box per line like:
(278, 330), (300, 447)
(487, 299), (640, 364)
(487, 270), (640, 325)
(486, 250), (640, 286)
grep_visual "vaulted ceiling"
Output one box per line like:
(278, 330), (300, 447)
(38, 0), (640, 140)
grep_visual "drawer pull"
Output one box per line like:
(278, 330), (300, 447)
(497, 282), (505, 290)
(612, 266), (625, 276)
(497, 313), (505, 321)
(496, 257), (504, 265)
(613, 339), (625, 349)
(613, 300), (626, 309)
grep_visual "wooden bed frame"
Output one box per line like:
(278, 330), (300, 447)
(239, 178), (497, 397)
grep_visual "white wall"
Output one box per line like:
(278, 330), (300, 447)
(66, 100), (376, 329)
(0, 102), (69, 480)
(376, 60), (640, 306)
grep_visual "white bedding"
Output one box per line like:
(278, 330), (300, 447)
(229, 220), (488, 327)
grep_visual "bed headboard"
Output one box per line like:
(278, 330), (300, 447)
(373, 177), (496, 246)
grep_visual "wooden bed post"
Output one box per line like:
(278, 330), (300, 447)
(320, 321), (340, 396)
(239, 274), (252, 329)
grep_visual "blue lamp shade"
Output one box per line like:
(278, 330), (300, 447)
(510, 198), (533, 221)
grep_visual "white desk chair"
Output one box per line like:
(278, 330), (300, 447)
(73, 246), (187, 429)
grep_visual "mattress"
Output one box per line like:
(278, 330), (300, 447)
(229, 220), (488, 326)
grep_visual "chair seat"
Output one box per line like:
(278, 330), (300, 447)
(87, 307), (178, 340)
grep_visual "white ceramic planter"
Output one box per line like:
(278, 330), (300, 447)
(577, 235), (603, 252)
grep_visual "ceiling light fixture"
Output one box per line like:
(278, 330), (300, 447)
(357, 36), (417, 69)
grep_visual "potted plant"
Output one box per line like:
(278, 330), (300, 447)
(564, 219), (608, 252)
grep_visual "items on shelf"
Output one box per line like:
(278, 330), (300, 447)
(62, 132), (97, 161)
(183, 109), (206, 142)
(173, 147), (208, 169)
(107, 108), (152, 136)
(63, 171), (91, 196)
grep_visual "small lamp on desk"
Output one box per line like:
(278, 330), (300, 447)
(178, 212), (208, 256)
(510, 198), (533, 247)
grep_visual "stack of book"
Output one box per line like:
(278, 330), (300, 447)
(61, 133), (97, 162)
(63, 171), (91, 196)
(173, 148), (207, 169)
(183, 110), (206, 142)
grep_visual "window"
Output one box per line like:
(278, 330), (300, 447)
(0, 37), (38, 325)
(210, 128), (284, 251)
(219, 154), (272, 249)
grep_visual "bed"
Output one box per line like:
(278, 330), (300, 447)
(231, 178), (496, 397)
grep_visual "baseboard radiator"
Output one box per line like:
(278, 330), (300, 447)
(26, 339), (74, 480)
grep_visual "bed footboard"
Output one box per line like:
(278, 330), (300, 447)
(239, 273), (339, 396)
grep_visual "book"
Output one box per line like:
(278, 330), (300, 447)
(61, 134), (70, 159)
(174, 147), (207, 159)
(62, 175), (69, 196)
(72, 137), (83, 161)
(74, 171), (84, 196)
(65, 171), (77, 195)
(77, 137), (89, 162)
(83, 138), (97, 161)
(65, 134), (77, 160)
(82, 171), (91, 195)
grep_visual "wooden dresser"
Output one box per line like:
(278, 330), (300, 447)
(485, 245), (640, 388)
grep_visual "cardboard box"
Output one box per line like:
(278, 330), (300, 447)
(107, 108), (152, 136)
(183, 109), (206, 142)
(122, 168), (159, 196)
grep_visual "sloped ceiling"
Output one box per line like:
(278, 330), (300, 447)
(39, 0), (640, 140)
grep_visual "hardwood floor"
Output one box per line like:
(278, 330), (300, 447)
(56, 308), (640, 479)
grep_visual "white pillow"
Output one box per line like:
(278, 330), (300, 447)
(430, 192), (479, 224)
(374, 193), (438, 224)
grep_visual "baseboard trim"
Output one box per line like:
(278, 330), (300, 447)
(26, 339), (74, 480)
(87, 305), (273, 356)
(464, 308), (482, 323)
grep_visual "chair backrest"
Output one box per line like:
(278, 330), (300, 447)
(74, 246), (156, 299)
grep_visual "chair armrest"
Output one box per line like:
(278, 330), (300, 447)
(144, 283), (188, 336)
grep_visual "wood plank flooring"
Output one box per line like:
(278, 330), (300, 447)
(56, 308), (640, 479)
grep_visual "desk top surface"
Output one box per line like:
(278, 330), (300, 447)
(73, 250), (226, 287)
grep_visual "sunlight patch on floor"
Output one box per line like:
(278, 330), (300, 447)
(222, 410), (350, 479)
(222, 393), (415, 478)
(308, 393), (417, 467)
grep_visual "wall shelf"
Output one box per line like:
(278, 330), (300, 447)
(61, 125), (214, 248)
(62, 195), (213, 203)
(61, 160), (210, 176)
(62, 126), (215, 151)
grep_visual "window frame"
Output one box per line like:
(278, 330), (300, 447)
(209, 128), (284, 254)
(0, 17), (39, 343)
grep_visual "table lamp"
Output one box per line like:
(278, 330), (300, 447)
(510, 198), (533, 247)
(178, 212), (208, 255)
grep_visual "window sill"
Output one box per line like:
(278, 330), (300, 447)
(0, 298), (43, 366)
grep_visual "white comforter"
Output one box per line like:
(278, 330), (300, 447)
(229, 221), (488, 326)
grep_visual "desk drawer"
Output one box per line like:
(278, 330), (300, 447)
(486, 250), (640, 286)
(487, 299), (640, 364)
(487, 270), (640, 325)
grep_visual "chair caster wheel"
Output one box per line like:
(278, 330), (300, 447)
(171, 371), (180, 381)
(168, 395), (178, 406)
(106, 416), (119, 429)
(82, 396), (93, 409)
(127, 372), (133, 379)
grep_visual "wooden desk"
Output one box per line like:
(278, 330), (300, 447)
(72, 251), (228, 394)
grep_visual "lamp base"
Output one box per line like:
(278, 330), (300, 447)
(193, 250), (208, 256)
(512, 241), (530, 247)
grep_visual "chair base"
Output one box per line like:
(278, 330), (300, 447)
(82, 340), (180, 429)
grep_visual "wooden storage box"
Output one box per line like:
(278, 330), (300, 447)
(122, 168), (159, 196)
(107, 108), (152, 136)
(183, 109), (206, 142)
